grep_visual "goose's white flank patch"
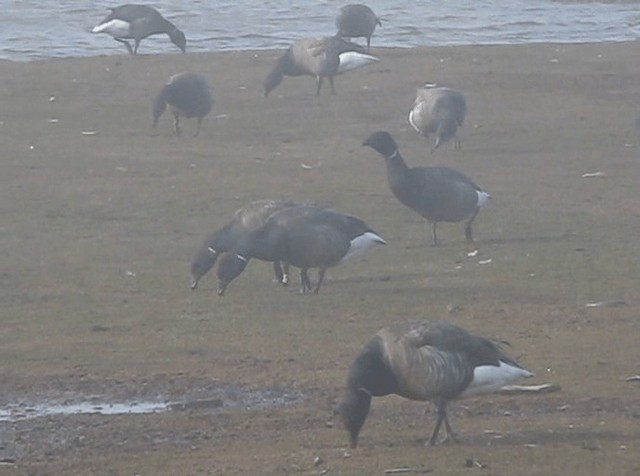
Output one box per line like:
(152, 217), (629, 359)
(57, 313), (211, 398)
(461, 361), (534, 398)
(476, 190), (491, 207)
(92, 19), (130, 38)
(408, 109), (420, 133)
(339, 232), (386, 264)
(337, 52), (379, 74)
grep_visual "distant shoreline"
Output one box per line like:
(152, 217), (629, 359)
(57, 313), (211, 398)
(1, 39), (637, 64)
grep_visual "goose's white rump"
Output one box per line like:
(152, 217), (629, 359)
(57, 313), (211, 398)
(461, 361), (535, 398)
(337, 52), (379, 74)
(339, 231), (386, 264)
(92, 19), (129, 37)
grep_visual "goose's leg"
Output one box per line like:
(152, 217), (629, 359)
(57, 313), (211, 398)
(315, 76), (323, 96)
(428, 399), (459, 445)
(133, 38), (142, 55)
(273, 261), (284, 283)
(464, 208), (480, 243)
(440, 404), (460, 444)
(194, 117), (203, 137)
(329, 76), (336, 95)
(173, 112), (181, 136)
(313, 268), (326, 294)
(281, 262), (290, 286)
(300, 269), (311, 293)
(431, 222), (440, 246)
(115, 38), (134, 55)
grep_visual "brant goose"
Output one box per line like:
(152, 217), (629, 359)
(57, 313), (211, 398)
(190, 200), (299, 290)
(409, 85), (467, 151)
(152, 72), (214, 137)
(216, 205), (386, 295)
(263, 36), (379, 96)
(363, 131), (490, 246)
(335, 4), (382, 51)
(337, 320), (534, 448)
(92, 4), (186, 55)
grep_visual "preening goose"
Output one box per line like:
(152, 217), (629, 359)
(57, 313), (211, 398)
(363, 131), (490, 246)
(216, 205), (386, 295)
(152, 72), (213, 137)
(337, 320), (534, 448)
(409, 85), (467, 151)
(92, 4), (186, 55)
(263, 36), (379, 96)
(335, 4), (382, 51)
(190, 200), (299, 290)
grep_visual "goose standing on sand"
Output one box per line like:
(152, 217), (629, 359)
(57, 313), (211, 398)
(409, 85), (467, 151)
(152, 72), (213, 137)
(363, 131), (490, 246)
(92, 4), (186, 55)
(190, 200), (300, 290)
(337, 320), (534, 448)
(335, 4), (382, 51)
(216, 205), (386, 295)
(263, 36), (379, 96)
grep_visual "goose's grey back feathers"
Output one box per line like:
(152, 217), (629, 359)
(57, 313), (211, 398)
(153, 72), (213, 136)
(190, 200), (298, 289)
(409, 86), (467, 150)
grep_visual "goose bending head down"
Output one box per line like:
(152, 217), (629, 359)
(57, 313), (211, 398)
(190, 200), (299, 290)
(263, 36), (379, 97)
(216, 205), (386, 295)
(409, 85), (467, 151)
(335, 4), (382, 51)
(363, 131), (491, 246)
(92, 4), (186, 55)
(152, 72), (214, 137)
(337, 320), (534, 448)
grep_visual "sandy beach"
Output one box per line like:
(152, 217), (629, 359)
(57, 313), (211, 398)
(1, 42), (639, 474)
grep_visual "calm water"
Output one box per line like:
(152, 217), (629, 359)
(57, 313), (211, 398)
(0, 0), (639, 61)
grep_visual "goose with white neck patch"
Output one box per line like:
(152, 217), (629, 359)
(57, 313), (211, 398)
(92, 4), (186, 55)
(216, 205), (386, 295)
(337, 320), (534, 448)
(363, 131), (490, 246)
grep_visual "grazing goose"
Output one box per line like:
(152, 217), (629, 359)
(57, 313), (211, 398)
(409, 85), (467, 151)
(92, 4), (186, 55)
(335, 4), (382, 51)
(190, 200), (299, 290)
(363, 131), (490, 246)
(152, 72), (214, 137)
(216, 205), (386, 295)
(263, 36), (379, 96)
(337, 320), (534, 448)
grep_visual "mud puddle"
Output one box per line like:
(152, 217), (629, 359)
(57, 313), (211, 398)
(0, 387), (302, 422)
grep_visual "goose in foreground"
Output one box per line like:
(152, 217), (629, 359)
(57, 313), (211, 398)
(263, 36), (380, 96)
(152, 72), (213, 137)
(335, 4), (382, 51)
(409, 85), (467, 151)
(92, 4), (186, 55)
(363, 131), (490, 246)
(190, 200), (299, 290)
(216, 205), (386, 295)
(337, 320), (534, 448)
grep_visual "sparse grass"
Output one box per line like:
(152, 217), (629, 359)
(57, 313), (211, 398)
(0, 43), (639, 475)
